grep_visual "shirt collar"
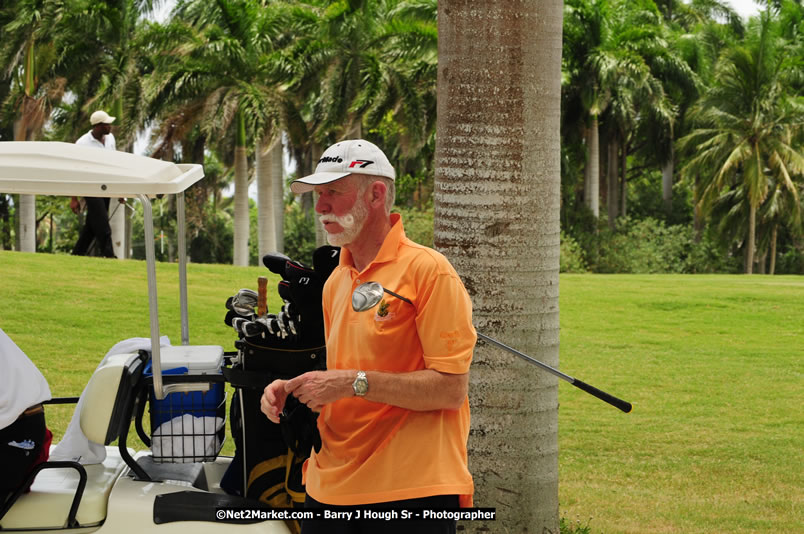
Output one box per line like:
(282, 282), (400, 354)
(339, 213), (405, 273)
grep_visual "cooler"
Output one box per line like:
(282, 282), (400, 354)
(147, 345), (226, 463)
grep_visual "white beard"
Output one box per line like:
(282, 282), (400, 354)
(319, 200), (368, 247)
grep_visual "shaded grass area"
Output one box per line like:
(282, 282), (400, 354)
(559, 274), (803, 533)
(2, 253), (801, 532)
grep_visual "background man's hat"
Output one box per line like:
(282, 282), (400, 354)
(291, 139), (395, 194)
(90, 110), (116, 125)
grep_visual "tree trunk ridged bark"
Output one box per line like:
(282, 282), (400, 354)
(620, 139), (627, 217)
(662, 154), (673, 213)
(257, 136), (279, 258)
(586, 118), (600, 218)
(607, 138), (619, 229)
(769, 225), (777, 275)
(435, 2), (562, 532)
(17, 194), (36, 252)
(234, 145), (250, 266)
(746, 203), (756, 274)
(271, 137), (285, 253)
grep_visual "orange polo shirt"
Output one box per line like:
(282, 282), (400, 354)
(302, 214), (476, 507)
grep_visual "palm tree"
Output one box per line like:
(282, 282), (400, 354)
(1, 0), (69, 252)
(564, 0), (671, 224)
(679, 11), (804, 273)
(142, 0), (285, 265)
(435, 1), (563, 531)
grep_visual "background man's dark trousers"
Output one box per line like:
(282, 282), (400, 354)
(72, 197), (115, 258)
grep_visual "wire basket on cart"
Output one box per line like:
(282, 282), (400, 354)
(143, 346), (227, 463)
(148, 384), (226, 463)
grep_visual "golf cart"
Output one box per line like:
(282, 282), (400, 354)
(0, 141), (291, 534)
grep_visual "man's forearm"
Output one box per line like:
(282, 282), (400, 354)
(362, 369), (468, 411)
(287, 368), (469, 412)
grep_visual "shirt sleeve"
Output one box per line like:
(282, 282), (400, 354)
(415, 273), (476, 374)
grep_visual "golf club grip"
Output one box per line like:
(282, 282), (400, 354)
(257, 276), (268, 317)
(572, 379), (632, 413)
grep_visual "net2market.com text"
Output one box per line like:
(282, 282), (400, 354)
(216, 508), (496, 522)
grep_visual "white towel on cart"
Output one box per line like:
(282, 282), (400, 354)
(50, 336), (171, 464)
(151, 414), (224, 462)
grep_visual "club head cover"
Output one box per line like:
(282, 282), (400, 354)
(262, 252), (292, 275)
(312, 246), (341, 281)
(224, 309), (239, 327)
(277, 280), (292, 303)
(285, 264), (324, 321)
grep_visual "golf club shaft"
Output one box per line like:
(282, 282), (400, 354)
(476, 332), (632, 413)
(374, 286), (631, 413)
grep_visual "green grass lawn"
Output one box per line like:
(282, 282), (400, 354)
(1, 252), (801, 533)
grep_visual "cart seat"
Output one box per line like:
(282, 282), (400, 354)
(0, 446), (128, 529)
(0, 352), (142, 530)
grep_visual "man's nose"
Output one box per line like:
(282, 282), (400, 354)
(315, 194), (328, 214)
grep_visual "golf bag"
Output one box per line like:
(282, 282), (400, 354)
(221, 246), (340, 512)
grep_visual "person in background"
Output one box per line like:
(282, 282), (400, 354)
(261, 139), (476, 534)
(71, 110), (118, 258)
(0, 328), (52, 504)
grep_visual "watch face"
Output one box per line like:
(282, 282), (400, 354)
(355, 380), (368, 395)
(354, 372), (368, 396)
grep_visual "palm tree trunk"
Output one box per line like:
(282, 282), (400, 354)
(746, 203), (756, 274)
(435, 1), (562, 531)
(271, 136), (285, 253)
(233, 113), (250, 266)
(607, 138), (619, 229)
(17, 195), (36, 253)
(769, 225), (777, 275)
(586, 118), (600, 218)
(14, 117), (36, 252)
(620, 139), (628, 217)
(662, 147), (674, 212)
(257, 135), (278, 258)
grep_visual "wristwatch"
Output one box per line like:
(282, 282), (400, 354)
(352, 370), (368, 397)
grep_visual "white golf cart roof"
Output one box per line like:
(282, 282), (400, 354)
(0, 141), (205, 399)
(0, 141), (203, 196)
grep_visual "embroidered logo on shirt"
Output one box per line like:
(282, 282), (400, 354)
(374, 299), (396, 323)
(377, 300), (390, 317)
(8, 439), (35, 450)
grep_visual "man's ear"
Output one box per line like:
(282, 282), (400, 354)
(367, 180), (387, 208)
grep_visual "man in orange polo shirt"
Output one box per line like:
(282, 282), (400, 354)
(261, 139), (476, 533)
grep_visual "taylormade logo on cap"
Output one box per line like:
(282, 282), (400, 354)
(291, 139), (395, 194)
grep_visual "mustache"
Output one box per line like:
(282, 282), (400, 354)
(319, 213), (355, 228)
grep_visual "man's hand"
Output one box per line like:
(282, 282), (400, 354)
(260, 379), (289, 423)
(285, 370), (353, 412)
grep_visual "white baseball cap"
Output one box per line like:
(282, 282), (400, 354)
(90, 110), (116, 125)
(290, 139), (395, 194)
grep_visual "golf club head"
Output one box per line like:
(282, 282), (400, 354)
(232, 288), (259, 316)
(231, 316), (249, 334)
(352, 282), (385, 312)
(241, 320), (267, 338)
